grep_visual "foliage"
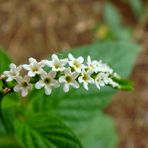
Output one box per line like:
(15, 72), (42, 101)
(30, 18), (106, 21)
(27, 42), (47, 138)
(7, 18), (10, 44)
(95, 2), (132, 41)
(0, 40), (139, 148)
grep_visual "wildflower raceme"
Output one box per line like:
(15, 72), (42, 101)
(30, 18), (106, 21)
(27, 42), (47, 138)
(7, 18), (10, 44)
(1, 53), (130, 97)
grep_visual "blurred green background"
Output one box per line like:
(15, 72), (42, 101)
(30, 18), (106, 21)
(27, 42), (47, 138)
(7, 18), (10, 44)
(0, 0), (148, 147)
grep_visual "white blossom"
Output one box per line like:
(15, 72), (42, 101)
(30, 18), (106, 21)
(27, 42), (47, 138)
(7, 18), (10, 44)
(78, 69), (94, 90)
(35, 71), (59, 95)
(86, 56), (99, 72)
(14, 76), (32, 97)
(95, 61), (113, 74)
(23, 57), (45, 77)
(3, 63), (22, 81)
(2, 53), (121, 96)
(95, 73), (118, 89)
(68, 53), (84, 73)
(45, 54), (68, 72)
(59, 68), (79, 92)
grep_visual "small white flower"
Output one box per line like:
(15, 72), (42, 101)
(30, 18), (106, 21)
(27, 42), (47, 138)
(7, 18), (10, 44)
(14, 76), (32, 97)
(95, 73), (118, 89)
(3, 63), (22, 81)
(59, 68), (79, 92)
(45, 54), (68, 72)
(94, 73), (106, 89)
(35, 71), (59, 95)
(96, 61), (113, 74)
(23, 57), (45, 77)
(68, 53), (84, 73)
(78, 69), (94, 90)
(86, 56), (98, 72)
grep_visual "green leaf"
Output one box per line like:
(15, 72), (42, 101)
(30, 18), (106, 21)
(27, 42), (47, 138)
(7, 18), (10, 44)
(104, 2), (122, 30)
(103, 2), (132, 41)
(0, 120), (6, 135)
(28, 41), (139, 147)
(0, 48), (11, 73)
(14, 114), (82, 148)
(0, 136), (20, 148)
(81, 113), (118, 148)
(113, 77), (133, 90)
(29, 41), (139, 126)
(128, 0), (144, 18)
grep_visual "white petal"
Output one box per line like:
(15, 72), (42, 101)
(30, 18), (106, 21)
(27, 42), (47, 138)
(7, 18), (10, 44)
(22, 89), (28, 97)
(35, 81), (44, 89)
(23, 64), (31, 70)
(52, 54), (59, 61)
(63, 84), (69, 92)
(28, 71), (36, 77)
(78, 76), (83, 83)
(49, 71), (56, 78)
(87, 56), (91, 64)
(52, 80), (60, 88)
(59, 76), (66, 83)
(88, 77), (94, 83)
(29, 57), (37, 64)
(83, 83), (88, 90)
(6, 77), (13, 82)
(44, 60), (53, 67)
(64, 67), (71, 75)
(15, 76), (23, 84)
(45, 85), (52, 95)
(3, 71), (9, 76)
(14, 85), (21, 92)
(17, 65), (22, 71)
(68, 61), (73, 67)
(78, 56), (84, 63)
(68, 53), (74, 60)
(87, 69), (93, 75)
(24, 75), (30, 82)
(72, 72), (79, 79)
(96, 83), (100, 89)
(61, 58), (68, 65)
(28, 83), (32, 90)
(72, 81), (79, 88)
(40, 71), (47, 78)
(10, 63), (16, 69)
(75, 67), (81, 73)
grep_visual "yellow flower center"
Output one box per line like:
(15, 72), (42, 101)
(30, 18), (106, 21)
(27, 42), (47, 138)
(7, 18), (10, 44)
(83, 74), (89, 81)
(22, 81), (28, 87)
(44, 78), (51, 84)
(65, 76), (72, 83)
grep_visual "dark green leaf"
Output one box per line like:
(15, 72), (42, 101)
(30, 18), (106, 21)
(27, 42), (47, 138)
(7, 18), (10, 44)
(0, 48), (11, 73)
(14, 114), (82, 148)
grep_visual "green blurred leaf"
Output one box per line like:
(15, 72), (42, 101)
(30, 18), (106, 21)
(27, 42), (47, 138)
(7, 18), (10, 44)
(0, 48), (11, 134)
(14, 114), (82, 148)
(104, 2), (122, 30)
(0, 136), (20, 148)
(128, 0), (144, 18)
(81, 113), (118, 148)
(103, 2), (132, 41)
(0, 48), (11, 73)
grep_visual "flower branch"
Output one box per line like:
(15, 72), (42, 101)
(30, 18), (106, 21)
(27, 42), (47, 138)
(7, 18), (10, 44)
(0, 53), (130, 98)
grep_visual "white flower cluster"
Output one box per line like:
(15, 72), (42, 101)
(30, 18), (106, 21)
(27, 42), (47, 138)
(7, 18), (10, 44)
(3, 54), (119, 97)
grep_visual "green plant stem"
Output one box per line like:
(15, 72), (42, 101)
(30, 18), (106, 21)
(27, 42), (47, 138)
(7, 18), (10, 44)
(0, 96), (10, 134)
